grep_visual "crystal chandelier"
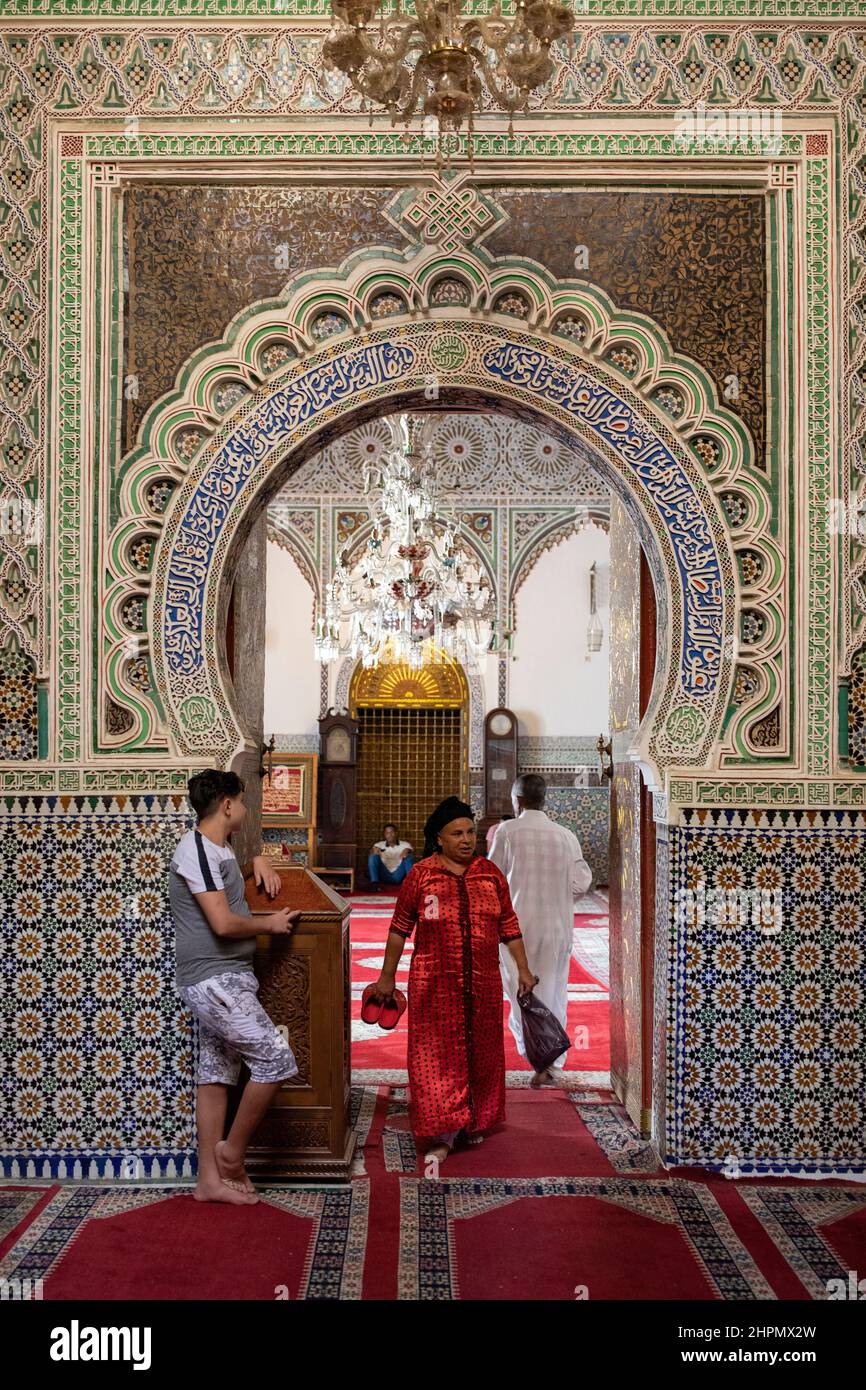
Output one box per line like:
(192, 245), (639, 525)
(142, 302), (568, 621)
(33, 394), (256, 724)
(323, 0), (576, 166)
(314, 415), (511, 669)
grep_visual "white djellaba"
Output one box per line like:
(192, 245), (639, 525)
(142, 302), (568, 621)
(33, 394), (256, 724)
(489, 805), (592, 1074)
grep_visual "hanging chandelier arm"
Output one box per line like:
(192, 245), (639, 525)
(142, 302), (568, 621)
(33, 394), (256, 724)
(373, 15), (424, 66)
(396, 54), (431, 125)
(470, 48), (527, 114)
(461, 15), (520, 51)
(347, 13), (421, 66)
(324, 12), (423, 112)
(350, 25), (424, 112)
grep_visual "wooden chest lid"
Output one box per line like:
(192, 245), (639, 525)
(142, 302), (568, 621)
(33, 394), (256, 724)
(244, 864), (349, 916)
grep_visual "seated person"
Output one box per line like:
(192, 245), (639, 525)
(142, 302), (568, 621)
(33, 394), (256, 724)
(368, 823), (414, 888)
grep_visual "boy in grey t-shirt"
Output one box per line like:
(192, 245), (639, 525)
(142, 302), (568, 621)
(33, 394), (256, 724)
(171, 769), (300, 1205)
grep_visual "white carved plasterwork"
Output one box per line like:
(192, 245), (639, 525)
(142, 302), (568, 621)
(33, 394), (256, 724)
(277, 411), (611, 506)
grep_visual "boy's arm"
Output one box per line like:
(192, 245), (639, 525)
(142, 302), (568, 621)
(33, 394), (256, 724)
(193, 888), (298, 939)
(239, 853), (281, 897)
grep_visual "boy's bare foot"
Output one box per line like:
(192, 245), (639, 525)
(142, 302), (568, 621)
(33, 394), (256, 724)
(529, 1068), (551, 1088)
(214, 1139), (257, 1199)
(193, 1179), (257, 1205)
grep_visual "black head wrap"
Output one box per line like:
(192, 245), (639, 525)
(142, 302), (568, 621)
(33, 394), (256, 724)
(423, 797), (474, 858)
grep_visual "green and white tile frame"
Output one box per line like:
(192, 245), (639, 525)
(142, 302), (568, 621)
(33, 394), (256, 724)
(0, 4), (863, 1178)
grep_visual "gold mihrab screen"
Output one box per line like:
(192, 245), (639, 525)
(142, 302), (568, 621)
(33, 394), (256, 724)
(356, 706), (463, 878)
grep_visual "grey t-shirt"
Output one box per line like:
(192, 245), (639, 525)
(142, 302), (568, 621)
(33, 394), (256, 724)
(169, 829), (256, 988)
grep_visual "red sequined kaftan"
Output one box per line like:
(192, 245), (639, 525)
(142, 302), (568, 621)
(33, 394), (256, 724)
(389, 853), (523, 1138)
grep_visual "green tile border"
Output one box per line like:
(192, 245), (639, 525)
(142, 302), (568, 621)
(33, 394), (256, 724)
(56, 155), (84, 764)
(54, 124), (824, 780)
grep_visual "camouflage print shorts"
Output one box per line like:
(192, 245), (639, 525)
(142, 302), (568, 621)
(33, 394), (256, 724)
(178, 969), (298, 1086)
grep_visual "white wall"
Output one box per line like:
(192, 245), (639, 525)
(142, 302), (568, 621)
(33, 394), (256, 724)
(263, 542), (321, 738)
(509, 526), (610, 737)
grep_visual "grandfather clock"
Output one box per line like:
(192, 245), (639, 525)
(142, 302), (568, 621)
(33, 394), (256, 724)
(317, 712), (358, 871)
(479, 707), (518, 852)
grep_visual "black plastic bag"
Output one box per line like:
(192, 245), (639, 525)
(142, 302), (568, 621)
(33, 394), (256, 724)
(517, 987), (571, 1073)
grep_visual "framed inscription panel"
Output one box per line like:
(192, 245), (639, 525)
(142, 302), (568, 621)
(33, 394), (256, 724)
(262, 751), (318, 829)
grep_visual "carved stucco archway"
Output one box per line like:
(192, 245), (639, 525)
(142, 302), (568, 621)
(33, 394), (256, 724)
(110, 218), (776, 787)
(151, 322), (732, 786)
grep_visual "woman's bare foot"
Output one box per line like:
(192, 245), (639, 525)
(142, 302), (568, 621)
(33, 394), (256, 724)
(464, 1132), (484, 1146)
(424, 1142), (451, 1168)
(214, 1139), (258, 1201)
(193, 1178), (256, 1205)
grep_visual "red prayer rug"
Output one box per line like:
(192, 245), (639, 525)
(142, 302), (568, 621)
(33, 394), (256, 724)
(0, 1183), (370, 1300)
(2, 1087), (865, 1302)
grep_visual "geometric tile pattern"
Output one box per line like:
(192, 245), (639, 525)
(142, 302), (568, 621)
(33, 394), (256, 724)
(668, 811), (866, 1173)
(545, 787), (610, 886)
(0, 798), (195, 1177)
(0, 648), (38, 761)
(847, 645), (866, 769)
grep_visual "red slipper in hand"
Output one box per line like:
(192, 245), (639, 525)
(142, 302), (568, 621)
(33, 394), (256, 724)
(360, 983), (385, 1025)
(378, 988), (407, 1031)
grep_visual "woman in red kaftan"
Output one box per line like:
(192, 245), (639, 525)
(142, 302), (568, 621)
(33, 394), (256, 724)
(371, 797), (536, 1163)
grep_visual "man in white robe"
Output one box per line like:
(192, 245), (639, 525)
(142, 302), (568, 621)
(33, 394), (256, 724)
(489, 773), (593, 1087)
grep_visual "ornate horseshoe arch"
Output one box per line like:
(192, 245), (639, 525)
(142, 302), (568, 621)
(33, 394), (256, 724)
(107, 183), (779, 787)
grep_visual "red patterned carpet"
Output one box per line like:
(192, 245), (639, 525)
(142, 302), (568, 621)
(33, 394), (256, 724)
(6, 891), (862, 1303)
(2, 1086), (865, 1302)
(350, 889), (610, 1077)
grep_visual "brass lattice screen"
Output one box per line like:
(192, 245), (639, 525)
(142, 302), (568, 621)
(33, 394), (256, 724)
(355, 706), (464, 874)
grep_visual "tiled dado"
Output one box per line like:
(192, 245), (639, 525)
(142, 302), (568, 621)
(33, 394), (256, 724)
(545, 786), (610, 888)
(0, 796), (196, 1180)
(666, 809), (866, 1175)
(1, 796), (863, 1178)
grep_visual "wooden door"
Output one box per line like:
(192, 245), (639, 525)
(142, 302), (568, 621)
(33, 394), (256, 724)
(607, 498), (656, 1136)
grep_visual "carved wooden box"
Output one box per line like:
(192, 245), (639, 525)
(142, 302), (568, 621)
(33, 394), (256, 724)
(244, 866), (354, 1181)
